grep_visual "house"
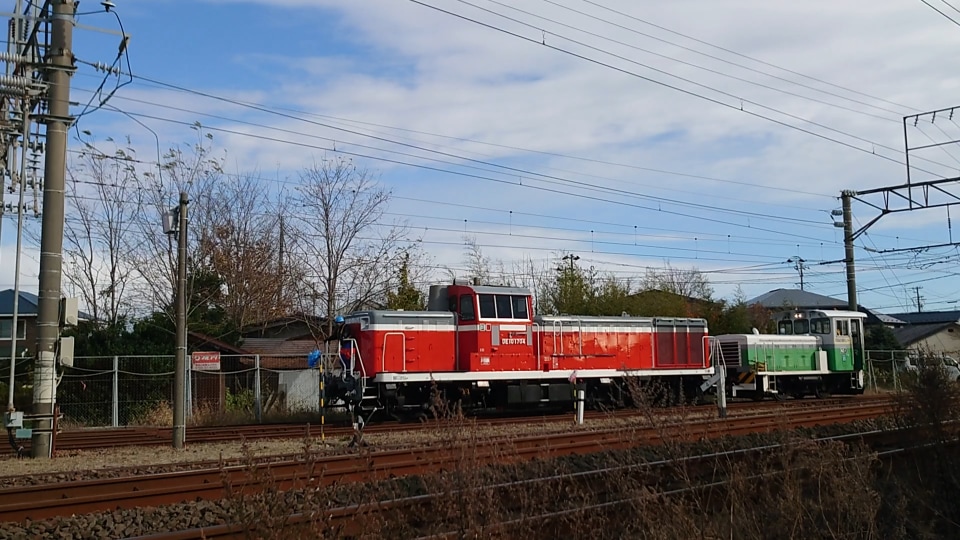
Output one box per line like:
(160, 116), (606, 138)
(887, 311), (960, 357)
(1, 289), (42, 358)
(747, 288), (903, 326)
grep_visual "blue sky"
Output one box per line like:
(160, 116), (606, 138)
(4, 0), (960, 315)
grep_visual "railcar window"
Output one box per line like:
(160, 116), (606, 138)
(512, 295), (529, 319)
(778, 321), (793, 335)
(459, 295), (476, 321)
(478, 294), (497, 319)
(495, 294), (513, 319)
(794, 319), (809, 334)
(810, 318), (831, 334)
(837, 320), (850, 336)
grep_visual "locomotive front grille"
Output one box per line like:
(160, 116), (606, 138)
(716, 341), (742, 366)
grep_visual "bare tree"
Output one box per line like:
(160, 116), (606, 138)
(640, 262), (714, 300)
(195, 175), (299, 330)
(56, 142), (142, 324)
(511, 256), (552, 314)
(126, 126), (225, 319)
(294, 156), (401, 333)
(461, 236), (493, 285)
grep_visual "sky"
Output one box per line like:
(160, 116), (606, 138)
(3, 0), (960, 316)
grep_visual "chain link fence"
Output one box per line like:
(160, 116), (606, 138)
(53, 354), (325, 428)
(20, 349), (956, 427)
(864, 348), (960, 393)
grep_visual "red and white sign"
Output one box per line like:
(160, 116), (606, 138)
(191, 351), (221, 371)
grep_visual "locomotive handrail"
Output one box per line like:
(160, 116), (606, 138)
(532, 322), (542, 367)
(381, 332), (407, 373)
(344, 337), (365, 379)
(701, 335), (709, 369)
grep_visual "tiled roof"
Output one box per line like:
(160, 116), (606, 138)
(748, 288), (848, 309)
(240, 338), (323, 370)
(887, 311), (960, 325)
(0, 289), (40, 316)
(892, 322), (956, 347)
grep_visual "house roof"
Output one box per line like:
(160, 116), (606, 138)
(240, 337), (321, 369)
(748, 289), (848, 309)
(188, 332), (249, 355)
(747, 288), (901, 325)
(0, 289), (40, 316)
(874, 312), (908, 325)
(886, 311), (960, 325)
(892, 322), (957, 347)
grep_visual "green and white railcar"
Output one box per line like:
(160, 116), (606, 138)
(712, 309), (866, 400)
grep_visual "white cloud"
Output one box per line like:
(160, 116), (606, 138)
(16, 0), (960, 312)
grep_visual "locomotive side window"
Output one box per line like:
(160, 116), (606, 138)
(512, 295), (529, 319)
(495, 294), (513, 318)
(793, 319), (809, 334)
(836, 319), (850, 336)
(478, 294), (497, 318)
(810, 318), (830, 334)
(459, 295), (476, 321)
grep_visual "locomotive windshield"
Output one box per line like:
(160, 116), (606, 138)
(477, 293), (530, 320)
(777, 318), (810, 335)
(810, 318), (831, 335)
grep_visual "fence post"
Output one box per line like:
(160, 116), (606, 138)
(890, 351), (900, 392)
(254, 355), (262, 423)
(112, 356), (119, 427)
(186, 357), (193, 419)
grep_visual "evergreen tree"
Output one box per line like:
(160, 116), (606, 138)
(386, 253), (426, 310)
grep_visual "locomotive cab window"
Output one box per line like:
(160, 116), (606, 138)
(478, 294), (497, 319)
(477, 293), (532, 320)
(495, 294), (513, 319)
(810, 318), (831, 335)
(836, 319), (850, 336)
(793, 319), (809, 334)
(778, 321), (793, 335)
(459, 295), (476, 321)
(512, 295), (529, 320)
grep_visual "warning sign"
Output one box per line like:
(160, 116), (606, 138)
(191, 351), (221, 371)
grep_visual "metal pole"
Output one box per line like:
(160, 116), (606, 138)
(841, 191), (858, 312)
(32, 0), (76, 459)
(320, 371), (325, 444)
(173, 191), (188, 449)
(112, 355), (118, 427)
(7, 104), (29, 412)
(576, 388), (585, 425)
(254, 355), (262, 423)
(718, 364), (727, 419)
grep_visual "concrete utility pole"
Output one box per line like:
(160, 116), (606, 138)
(841, 190), (857, 312)
(173, 192), (188, 449)
(787, 257), (806, 291)
(32, 0), (76, 459)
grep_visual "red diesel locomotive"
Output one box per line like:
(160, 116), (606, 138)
(323, 283), (712, 416)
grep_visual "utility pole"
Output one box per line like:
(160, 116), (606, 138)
(173, 192), (188, 449)
(787, 257), (806, 291)
(32, 0), (76, 459)
(913, 286), (923, 313)
(840, 191), (857, 312)
(561, 253), (580, 272)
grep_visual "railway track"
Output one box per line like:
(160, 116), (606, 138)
(0, 399), (892, 524)
(34, 395), (878, 452)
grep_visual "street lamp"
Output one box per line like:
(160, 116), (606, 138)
(163, 192), (188, 449)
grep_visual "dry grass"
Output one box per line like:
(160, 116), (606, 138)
(213, 375), (960, 540)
